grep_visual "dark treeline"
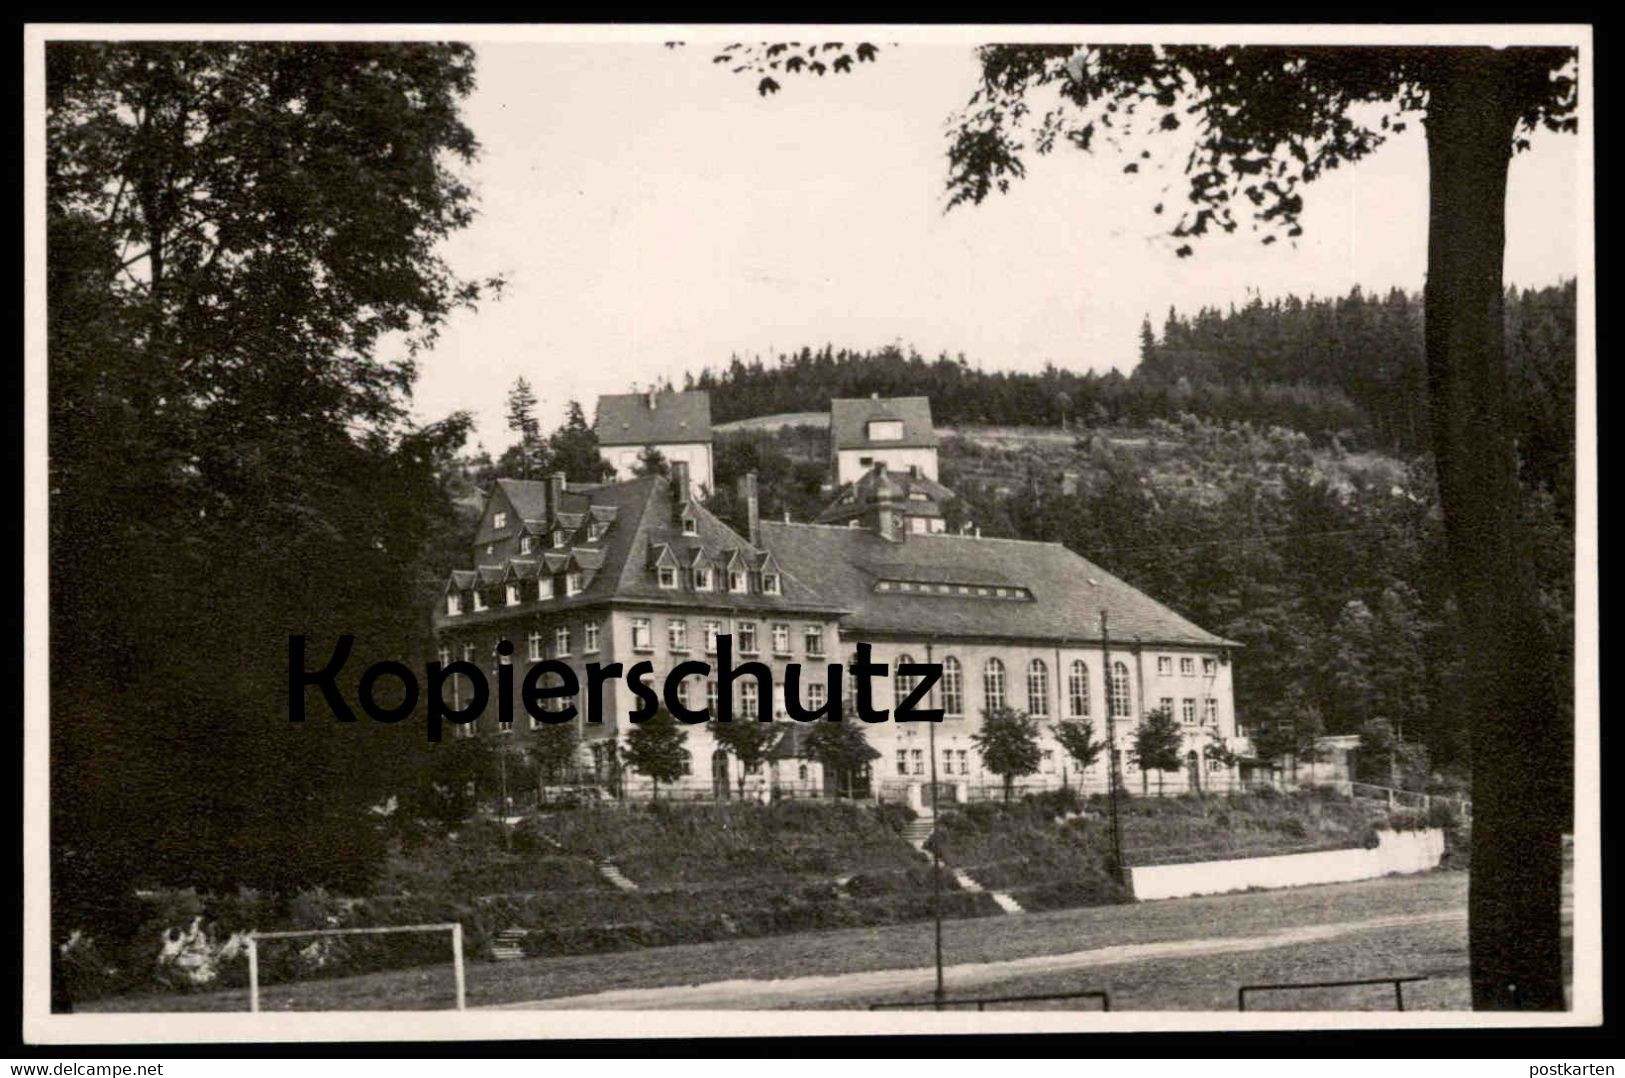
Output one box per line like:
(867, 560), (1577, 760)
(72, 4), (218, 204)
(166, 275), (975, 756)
(687, 281), (1575, 500)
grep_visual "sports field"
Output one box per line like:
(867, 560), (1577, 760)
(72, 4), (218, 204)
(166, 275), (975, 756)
(83, 868), (1569, 1013)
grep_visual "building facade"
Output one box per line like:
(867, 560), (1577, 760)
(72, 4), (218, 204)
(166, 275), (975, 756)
(595, 389), (715, 492)
(829, 395), (939, 486)
(438, 410), (1244, 805)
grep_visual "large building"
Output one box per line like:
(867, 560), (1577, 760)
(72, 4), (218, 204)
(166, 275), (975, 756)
(829, 395), (939, 486)
(595, 389), (715, 492)
(437, 442), (1245, 805)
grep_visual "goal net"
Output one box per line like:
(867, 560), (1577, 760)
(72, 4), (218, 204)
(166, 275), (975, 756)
(246, 922), (465, 1012)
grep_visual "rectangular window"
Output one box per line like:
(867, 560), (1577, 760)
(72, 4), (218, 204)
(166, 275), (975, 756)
(707, 680), (719, 713)
(729, 570), (748, 593)
(584, 622), (600, 653)
(1204, 699), (1219, 725)
(472, 590), (487, 612)
(703, 620), (721, 654)
(455, 644), (476, 736)
(554, 626), (571, 657)
(657, 566), (678, 589)
(693, 566), (713, 591)
(493, 511), (507, 530)
(538, 576), (554, 602)
(1160, 696), (1174, 716)
(957, 749), (969, 775)
(740, 681), (759, 720)
(565, 571), (584, 596)
(806, 683), (827, 711)
(1181, 698), (1196, 724)
(1157, 656), (1173, 676)
(520, 535), (534, 555)
(911, 749), (924, 776)
(771, 623), (790, 655)
(867, 419), (904, 442)
(527, 632), (543, 662)
(446, 593), (461, 616)
(1180, 657), (1195, 677)
(737, 622), (758, 655)
(506, 583), (521, 606)
(589, 522), (608, 542)
(682, 516), (698, 536)
(803, 624), (824, 657)
(631, 618), (653, 651)
(896, 750), (908, 776)
(1203, 657), (1217, 676)
(668, 619), (688, 652)
(762, 571), (782, 595)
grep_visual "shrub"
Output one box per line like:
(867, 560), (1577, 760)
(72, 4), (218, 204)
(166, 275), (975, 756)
(872, 802), (917, 834)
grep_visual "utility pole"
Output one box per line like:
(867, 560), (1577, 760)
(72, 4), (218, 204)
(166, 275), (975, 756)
(1101, 610), (1125, 882)
(926, 640), (945, 1009)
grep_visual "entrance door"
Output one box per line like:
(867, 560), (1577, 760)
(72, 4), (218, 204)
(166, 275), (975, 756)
(712, 750), (731, 800)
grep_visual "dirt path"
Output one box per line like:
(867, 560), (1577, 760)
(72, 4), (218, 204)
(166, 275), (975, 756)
(489, 909), (1467, 1010)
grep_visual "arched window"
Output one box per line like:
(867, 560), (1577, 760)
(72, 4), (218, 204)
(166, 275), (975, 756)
(1111, 661), (1133, 718)
(940, 656), (963, 716)
(1068, 660), (1090, 717)
(894, 654), (917, 708)
(983, 658), (1006, 715)
(1027, 658), (1050, 717)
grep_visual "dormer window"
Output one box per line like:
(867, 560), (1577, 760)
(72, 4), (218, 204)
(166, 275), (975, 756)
(589, 522), (608, 542)
(505, 583), (521, 606)
(520, 535), (535, 555)
(693, 566), (714, 591)
(551, 529), (564, 548)
(493, 511), (507, 530)
(485, 544), (494, 556)
(682, 516), (698, 536)
(657, 566), (678, 589)
(729, 569), (748, 594)
(472, 590), (488, 612)
(565, 570), (584, 597)
(446, 593), (462, 617)
(762, 571), (781, 595)
(867, 419), (904, 442)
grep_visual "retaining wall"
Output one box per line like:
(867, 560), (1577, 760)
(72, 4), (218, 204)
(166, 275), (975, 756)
(1127, 828), (1446, 901)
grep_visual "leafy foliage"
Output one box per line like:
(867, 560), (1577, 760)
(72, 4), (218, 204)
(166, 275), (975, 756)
(1131, 706), (1185, 793)
(48, 42), (493, 927)
(621, 712), (691, 795)
(803, 721), (880, 798)
(971, 708), (1043, 801)
(1051, 719), (1106, 776)
(709, 719), (780, 797)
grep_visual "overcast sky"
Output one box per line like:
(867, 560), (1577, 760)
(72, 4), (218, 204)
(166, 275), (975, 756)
(409, 41), (1580, 452)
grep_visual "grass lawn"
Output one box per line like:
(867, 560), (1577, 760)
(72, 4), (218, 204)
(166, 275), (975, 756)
(83, 871), (1471, 1012)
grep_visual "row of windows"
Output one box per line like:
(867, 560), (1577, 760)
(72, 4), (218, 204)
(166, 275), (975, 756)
(874, 580), (1031, 600)
(904, 656), (1132, 720)
(1155, 655), (1219, 678)
(484, 516), (609, 554)
(629, 619), (824, 657)
(654, 565), (781, 595)
(1158, 697), (1222, 725)
(448, 572), (587, 616)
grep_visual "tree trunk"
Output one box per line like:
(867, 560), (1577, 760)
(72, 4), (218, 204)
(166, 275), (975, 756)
(1423, 49), (1568, 1010)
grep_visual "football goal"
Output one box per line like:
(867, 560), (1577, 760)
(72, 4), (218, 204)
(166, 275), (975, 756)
(246, 922), (465, 1012)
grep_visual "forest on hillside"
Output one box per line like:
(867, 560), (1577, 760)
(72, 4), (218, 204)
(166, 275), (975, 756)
(681, 281), (1575, 504)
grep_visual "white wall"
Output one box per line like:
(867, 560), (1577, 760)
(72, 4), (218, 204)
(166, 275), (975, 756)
(834, 446), (938, 485)
(1127, 828), (1447, 901)
(600, 441), (714, 492)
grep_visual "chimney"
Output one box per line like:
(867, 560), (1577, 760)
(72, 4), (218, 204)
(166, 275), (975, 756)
(876, 504), (901, 543)
(907, 464), (920, 479)
(671, 459), (691, 506)
(546, 471), (566, 516)
(737, 471), (760, 545)
(646, 389), (657, 410)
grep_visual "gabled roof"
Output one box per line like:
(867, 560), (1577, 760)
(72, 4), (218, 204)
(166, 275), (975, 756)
(595, 390), (713, 447)
(829, 396), (937, 451)
(436, 473), (844, 629)
(757, 521), (1238, 649)
(816, 467), (958, 524)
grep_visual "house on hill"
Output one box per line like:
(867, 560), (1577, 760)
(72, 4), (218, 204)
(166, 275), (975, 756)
(816, 460), (967, 537)
(829, 395), (938, 486)
(595, 389), (715, 492)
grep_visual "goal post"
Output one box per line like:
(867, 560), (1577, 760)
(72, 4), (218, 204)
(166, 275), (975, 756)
(246, 922), (465, 1012)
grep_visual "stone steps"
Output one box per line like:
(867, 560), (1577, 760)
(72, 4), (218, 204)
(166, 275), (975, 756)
(597, 861), (639, 892)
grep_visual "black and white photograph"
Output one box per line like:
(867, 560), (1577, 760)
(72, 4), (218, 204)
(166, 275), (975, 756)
(20, 22), (1598, 1050)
